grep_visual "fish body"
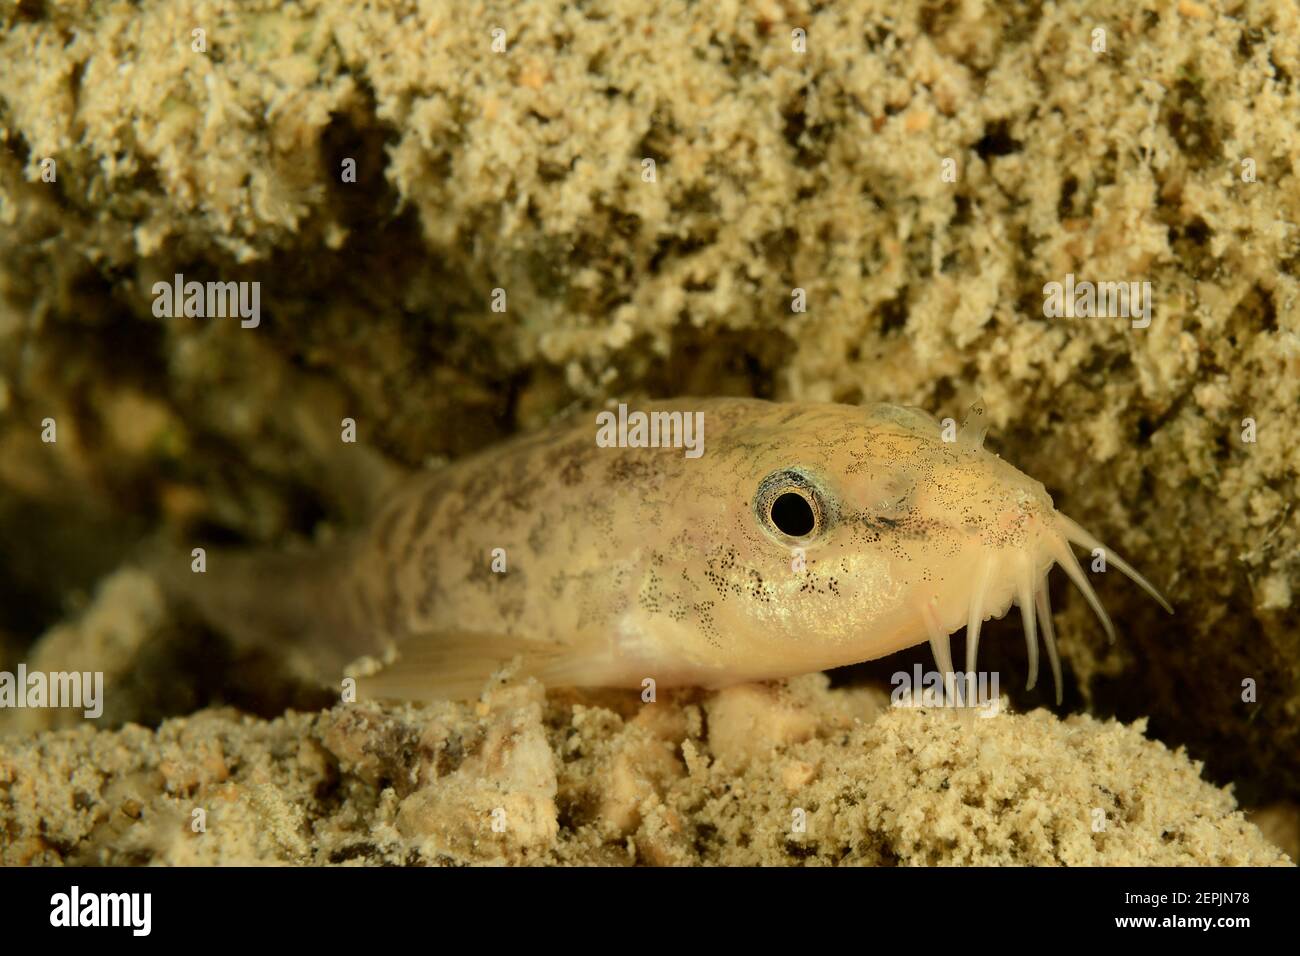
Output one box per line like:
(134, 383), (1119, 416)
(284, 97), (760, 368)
(168, 398), (1170, 700)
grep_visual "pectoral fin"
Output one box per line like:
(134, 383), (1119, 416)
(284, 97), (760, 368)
(352, 631), (581, 701)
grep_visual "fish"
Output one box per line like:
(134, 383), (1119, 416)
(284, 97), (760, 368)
(157, 397), (1172, 702)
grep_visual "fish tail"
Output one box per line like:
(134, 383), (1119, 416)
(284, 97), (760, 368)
(141, 536), (372, 685)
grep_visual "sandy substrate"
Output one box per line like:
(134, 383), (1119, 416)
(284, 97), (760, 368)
(1, 674), (1290, 866)
(0, 0), (1297, 864)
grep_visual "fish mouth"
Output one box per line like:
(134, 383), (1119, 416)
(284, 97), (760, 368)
(917, 512), (1173, 705)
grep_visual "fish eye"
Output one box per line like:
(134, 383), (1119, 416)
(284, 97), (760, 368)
(756, 469), (827, 541)
(771, 491), (816, 537)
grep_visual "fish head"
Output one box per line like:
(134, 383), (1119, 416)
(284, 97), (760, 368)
(680, 401), (1059, 680)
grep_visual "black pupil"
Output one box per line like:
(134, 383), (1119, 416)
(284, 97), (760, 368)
(771, 492), (815, 537)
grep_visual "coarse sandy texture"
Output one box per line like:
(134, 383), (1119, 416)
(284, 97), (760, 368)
(0, 670), (1290, 866)
(0, 0), (1298, 863)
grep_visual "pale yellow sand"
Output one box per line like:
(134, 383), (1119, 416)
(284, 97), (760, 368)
(0, 670), (1290, 866)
